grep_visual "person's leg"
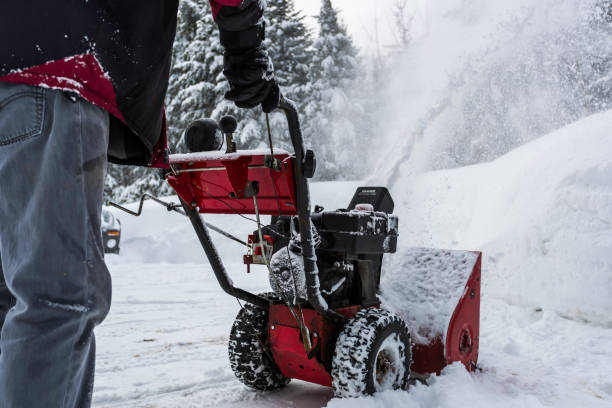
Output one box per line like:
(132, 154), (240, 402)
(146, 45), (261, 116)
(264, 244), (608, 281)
(0, 82), (112, 408)
(0, 252), (17, 338)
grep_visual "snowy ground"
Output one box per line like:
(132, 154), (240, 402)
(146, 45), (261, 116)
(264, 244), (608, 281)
(93, 262), (612, 408)
(93, 111), (612, 407)
(93, 182), (359, 408)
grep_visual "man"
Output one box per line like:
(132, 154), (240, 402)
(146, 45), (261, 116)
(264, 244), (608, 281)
(0, 1), (277, 407)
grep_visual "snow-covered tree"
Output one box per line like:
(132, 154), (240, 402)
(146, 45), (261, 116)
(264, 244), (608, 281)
(265, 0), (313, 97)
(305, 0), (360, 179)
(597, 0), (612, 22)
(392, 0), (415, 49)
(166, 0), (225, 152)
(584, 0), (612, 111)
(311, 0), (357, 87)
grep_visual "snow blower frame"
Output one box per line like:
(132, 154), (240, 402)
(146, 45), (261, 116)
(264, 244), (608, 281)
(118, 96), (482, 397)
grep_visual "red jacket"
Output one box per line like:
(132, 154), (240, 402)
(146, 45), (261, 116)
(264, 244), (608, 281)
(0, 0), (261, 168)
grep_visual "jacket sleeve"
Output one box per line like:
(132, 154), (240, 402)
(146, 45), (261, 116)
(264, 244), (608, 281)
(209, 0), (266, 50)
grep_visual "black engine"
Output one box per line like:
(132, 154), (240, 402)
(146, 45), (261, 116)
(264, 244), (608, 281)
(261, 187), (398, 308)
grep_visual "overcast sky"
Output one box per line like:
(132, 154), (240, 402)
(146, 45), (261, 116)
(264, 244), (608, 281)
(293, 0), (426, 55)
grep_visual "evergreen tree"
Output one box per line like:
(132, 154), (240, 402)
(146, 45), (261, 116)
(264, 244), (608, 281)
(166, 0), (225, 152)
(306, 0), (360, 179)
(586, 0), (612, 111)
(558, 0), (612, 116)
(596, 0), (612, 22)
(311, 0), (358, 86)
(265, 0), (313, 97)
(392, 0), (415, 48)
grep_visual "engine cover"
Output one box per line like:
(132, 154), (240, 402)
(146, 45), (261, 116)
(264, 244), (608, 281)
(313, 210), (398, 255)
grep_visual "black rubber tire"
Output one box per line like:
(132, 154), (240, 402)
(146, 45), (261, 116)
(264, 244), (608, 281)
(332, 308), (412, 397)
(228, 295), (290, 391)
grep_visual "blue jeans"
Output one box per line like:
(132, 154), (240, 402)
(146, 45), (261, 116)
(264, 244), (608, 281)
(0, 83), (112, 408)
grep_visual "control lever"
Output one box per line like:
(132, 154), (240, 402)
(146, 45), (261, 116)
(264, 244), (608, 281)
(219, 115), (238, 153)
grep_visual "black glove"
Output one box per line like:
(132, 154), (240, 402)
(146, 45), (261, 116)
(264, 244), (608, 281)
(223, 45), (280, 113)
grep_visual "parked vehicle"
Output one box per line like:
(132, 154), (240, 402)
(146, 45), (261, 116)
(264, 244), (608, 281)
(102, 208), (121, 254)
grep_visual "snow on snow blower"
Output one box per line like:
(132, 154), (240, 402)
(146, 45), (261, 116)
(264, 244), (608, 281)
(112, 96), (481, 397)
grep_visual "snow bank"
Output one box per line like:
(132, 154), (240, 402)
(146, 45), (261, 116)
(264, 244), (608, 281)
(388, 109), (612, 326)
(327, 363), (549, 408)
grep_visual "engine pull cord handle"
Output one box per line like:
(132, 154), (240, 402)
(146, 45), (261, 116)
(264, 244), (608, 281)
(266, 113), (274, 157)
(264, 113), (284, 172)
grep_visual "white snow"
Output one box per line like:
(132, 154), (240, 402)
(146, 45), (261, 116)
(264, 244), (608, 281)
(380, 248), (479, 344)
(170, 149), (291, 164)
(392, 110), (612, 327)
(372, 0), (604, 182)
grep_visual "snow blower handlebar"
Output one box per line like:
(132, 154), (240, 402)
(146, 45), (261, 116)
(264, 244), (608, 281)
(180, 96), (345, 319)
(164, 95), (345, 320)
(278, 96), (345, 322)
(179, 198), (272, 308)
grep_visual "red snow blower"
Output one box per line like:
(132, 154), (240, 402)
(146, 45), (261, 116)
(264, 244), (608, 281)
(114, 96), (481, 397)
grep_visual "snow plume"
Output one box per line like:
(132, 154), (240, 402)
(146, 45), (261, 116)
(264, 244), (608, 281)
(389, 109), (612, 326)
(361, 0), (612, 326)
(369, 0), (611, 184)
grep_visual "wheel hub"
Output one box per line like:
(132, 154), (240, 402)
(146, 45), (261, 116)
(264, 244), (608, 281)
(376, 350), (397, 384)
(373, 333), (406, 391)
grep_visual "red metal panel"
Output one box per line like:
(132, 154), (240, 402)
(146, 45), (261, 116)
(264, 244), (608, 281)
(268, 252), (481, 385)
(268, 305), (361, 387)
(267, 252), (480, 385)
(411, 337), (446, 375)
(445, 252), (481, 371)
(410, 252), (482, 375)
(167, 152), (297, 215)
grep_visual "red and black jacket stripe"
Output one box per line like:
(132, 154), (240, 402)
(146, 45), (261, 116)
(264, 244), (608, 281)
(0, 0), (262, 168)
